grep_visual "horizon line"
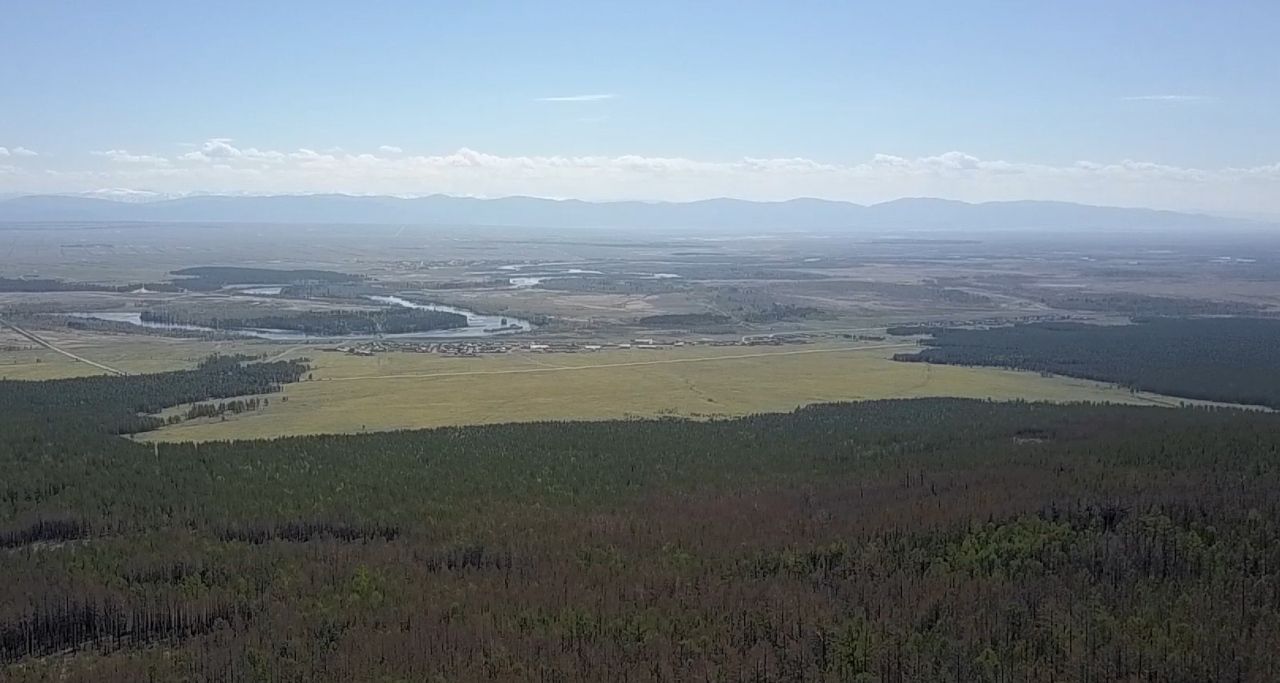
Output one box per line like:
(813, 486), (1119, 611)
(0, 191), (1245, 219)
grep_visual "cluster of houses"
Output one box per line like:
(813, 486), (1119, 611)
(326, 340), (515, 357)
(326, 333), (818, 358)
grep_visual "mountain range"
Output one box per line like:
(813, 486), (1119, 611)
(0, 193), (1270, 233)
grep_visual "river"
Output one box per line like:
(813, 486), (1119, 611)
(68, 295), (531, 341)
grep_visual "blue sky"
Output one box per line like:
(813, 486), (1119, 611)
(2, 1), (1278, 212)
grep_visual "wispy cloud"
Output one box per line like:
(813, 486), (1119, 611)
(378, 145), (403, 154)
(1121, 94), (1215, 103)
(93, 149), (169, 165)
(0, 146), (37, 157)
(536, 93), (616, 102)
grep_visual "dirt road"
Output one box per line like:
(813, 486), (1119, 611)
(0, 317), (127, 376)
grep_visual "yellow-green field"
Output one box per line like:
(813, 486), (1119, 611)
(0, 328), (272, 380)
(132, 341), (1191, 442)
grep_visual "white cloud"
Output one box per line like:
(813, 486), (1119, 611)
(536, 93), (616, 102)
(1121, 94), (1215, 103)
(7, 139), (1280, 214)
(0, 146), (38, 157)
(378, 145), (403, 154)
(93, 149), (170, 166)
(179, 138), (286, 163)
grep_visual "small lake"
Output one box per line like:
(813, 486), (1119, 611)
(68, 295), (532, 341)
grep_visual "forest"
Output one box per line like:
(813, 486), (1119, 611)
(0, 277), (180, 293)
(2, 368), (1280, 680)
(0, 354), (307, 434)
(636, 312), (732, 327)
(1028, 291), (1264, 316)
(140, 307), (468, 335)
(780, 280), (993, 307)
(894, 317), (1280, 408)
(168, 267), (365, 290)
(180, 396), (271, 422)
(710, 286), (836, 323)
(0, 268), (364, 294)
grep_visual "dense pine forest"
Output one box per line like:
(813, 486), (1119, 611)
(0, 277), (181, 293)
(637, 312), (733, 327)
(894, 317), (1280, 408)
(0, 354), (307, 434)
(168, 267), (365, 290)
(2, 355), (1280, 681)
(140, 307), (469, 335)
(0, 267), (364, 294)
(1028, 292), (1264, 316)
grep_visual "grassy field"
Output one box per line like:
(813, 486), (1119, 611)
(1, 329), (1225, 442)
(136, 341), (1189, 442)
(0, 328), (274, 380)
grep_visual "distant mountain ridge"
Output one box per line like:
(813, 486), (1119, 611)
(0, 193), (1268, 232)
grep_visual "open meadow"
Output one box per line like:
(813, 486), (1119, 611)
(6, 224), (1274, 443)
(136, 340), (1190, 441)
(0, 326), (272, 380)
(4, 324), (1196, 441)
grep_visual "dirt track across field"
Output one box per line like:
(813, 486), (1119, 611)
(0, 317), (127, 376)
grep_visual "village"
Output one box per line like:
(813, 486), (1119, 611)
(323, 332), (824, 358)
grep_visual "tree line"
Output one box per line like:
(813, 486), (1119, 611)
(0, 354), (307, 434)
(894, 317), (1280, 408)
(168, 266), (365, 290)
(0, 277), (181, 293)
(180, 396), (270, 422)
(140, 307), (468, 335)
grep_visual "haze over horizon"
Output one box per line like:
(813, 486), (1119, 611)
(3, 1), (1279, 214)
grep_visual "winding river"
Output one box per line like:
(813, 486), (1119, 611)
(68, 295), (531, 341)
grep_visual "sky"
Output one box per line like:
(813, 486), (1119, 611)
(2, 0), (1279, 214)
